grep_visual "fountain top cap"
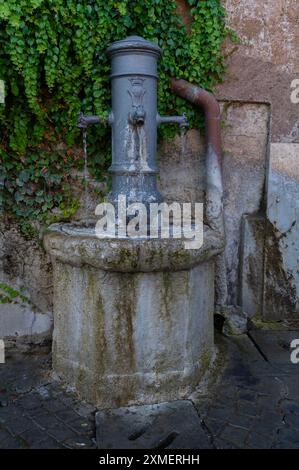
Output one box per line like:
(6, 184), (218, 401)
(106, 36), (162, 57)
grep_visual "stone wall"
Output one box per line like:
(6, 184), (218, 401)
(220, 102), (270, 307)
(0, 222), (53, 349)
(159, 103), (270, 311)
(1, 0), (299, 348)
(173, 0), (299, 321)
(218, 0), (299, 141)
(216, 0), (299, 320)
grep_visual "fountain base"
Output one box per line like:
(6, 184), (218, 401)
(44, 223), (224, 408)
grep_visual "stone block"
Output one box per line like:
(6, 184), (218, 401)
(220, 103), (269, 305)
(264, 143), (299, 320)
(239, 215), (265, 317)
(45, 225), (223, 408)
(96, 400), (211, 449)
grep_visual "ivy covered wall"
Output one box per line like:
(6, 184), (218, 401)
(0, 0), (234, 228)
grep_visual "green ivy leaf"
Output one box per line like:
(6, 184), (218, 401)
(1, 0), (234, 228)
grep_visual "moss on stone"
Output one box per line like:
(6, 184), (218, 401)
(117, 248), (138, 270)
(250, 315), (285, 331)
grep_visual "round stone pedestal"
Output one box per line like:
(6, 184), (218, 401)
(44, 224), (224, 408)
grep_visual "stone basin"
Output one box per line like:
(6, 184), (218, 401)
(44, 222), (224, 272)
(44, 222), (224, 408)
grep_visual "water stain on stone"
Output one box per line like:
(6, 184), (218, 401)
(263, 219), (297, 320)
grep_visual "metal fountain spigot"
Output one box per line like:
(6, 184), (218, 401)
(77, 112), (114, 129)
(77, 113), (101, 129)
(129, 105), (146, 126)
(157, 112), (189, 130)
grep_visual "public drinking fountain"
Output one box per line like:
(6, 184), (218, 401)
(77, 36), (188, 208)
(44, 36), (225, 408)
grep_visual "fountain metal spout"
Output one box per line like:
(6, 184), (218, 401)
(157, 112), (189, 130)
(129, 106), (146, 126)
(77, 113), (101, 129)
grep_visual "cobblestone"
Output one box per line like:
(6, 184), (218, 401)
(0, 353), (96, 449)
(192, 330), (299, 449)
(1, 329), (299, 449)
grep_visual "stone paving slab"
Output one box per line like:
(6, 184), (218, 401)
(1, 330), (299, 449)
(192, 333), (299, 449)
(96, 400), (212, 449)
(249, 330), (299, 364)
(0, 353), (96, 449)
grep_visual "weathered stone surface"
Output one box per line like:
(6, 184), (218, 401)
(51, 255), (215, 408)
(96, 400), (211, 449)
(0, 103), (274, 344)
(0, 304), (52, 339)
(240, 215), (265, 317)
(44, 223), (224, 272)
(264, 143), (299, 320)
(158, 103), (270, 319)
(159, 129), (205, 204)
(220, 102), (269, 306)
(0, 222), (53, 346)
(217, 0), (299, 142)
(175, 0), (299, 319)
(220, 305), (248, 336)
(249, 330), (299, 364)
(211, 0), (299, 320)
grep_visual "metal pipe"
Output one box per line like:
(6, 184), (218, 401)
(157, 113), (189, 129)
(170, 78), (224, 235)
(171, 78), (227, 305)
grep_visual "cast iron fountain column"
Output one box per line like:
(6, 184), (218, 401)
(77, 36), (188, 206)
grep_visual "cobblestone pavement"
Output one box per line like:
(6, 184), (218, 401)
(0, 353), (96, 449)
(1, 329), (299, 449)
(192, 329), (299, 449)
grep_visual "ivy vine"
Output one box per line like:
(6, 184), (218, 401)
(0, 0), (235, 227)
(0, 282), (31, 305)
